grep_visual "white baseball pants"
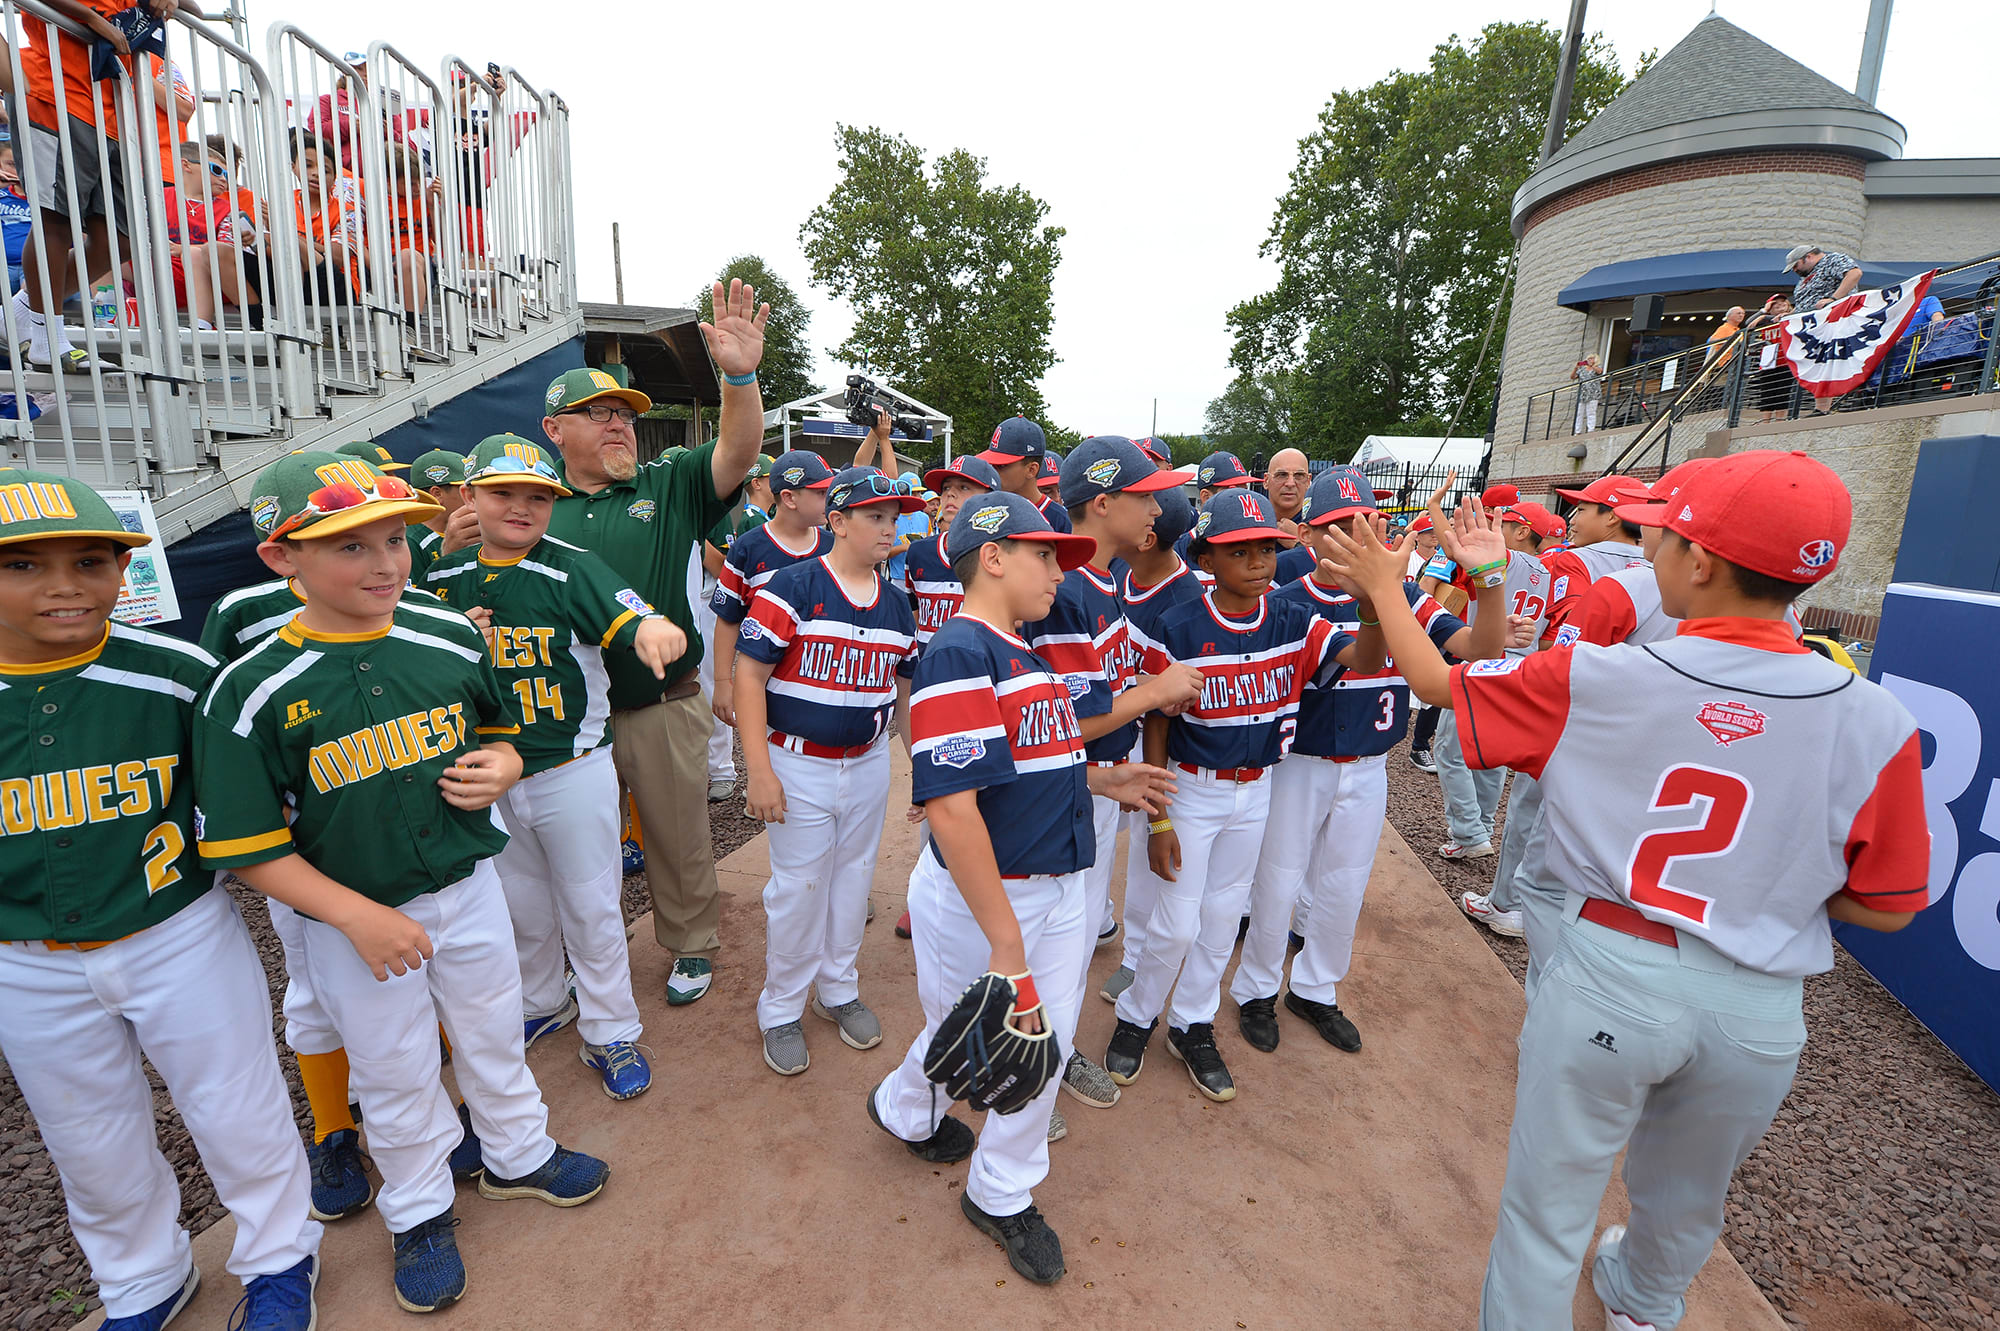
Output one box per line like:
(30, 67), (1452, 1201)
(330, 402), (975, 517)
(1118, 736), (1161, 972)
(1116, 767), (1272, 1032)
(874, 852), (1087, 1218)
(266, 896), (341, 1056)
(0, 886), (322, 1318)
(1080, 788), (1122, 939)
(1232, 753), (1386, 1007)
(695, 592), (736, 786)
(757, 737), (892, 1029)
(496, 748), (642, 1047)
(1437, 710), (1504, 848)
(300, 859), (557, 1233)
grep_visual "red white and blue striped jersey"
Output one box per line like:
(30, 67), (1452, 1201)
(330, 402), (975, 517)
(1273, 544), (1316, 587)
(1037, 497), (1073, 533)
(1021, 565), (1134, 763)
(1140, 591), (1344, 771)
(904, 533), (960, 651)
(1121, 557), (1205, 685)
(738, 557), (917, 749)
(910, 614), (1092, 878)
(712, 521), (834, 624)
(1277, 577), (1464, 758)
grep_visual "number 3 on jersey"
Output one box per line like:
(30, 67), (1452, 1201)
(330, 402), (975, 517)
(1623, 764), (1753, 929)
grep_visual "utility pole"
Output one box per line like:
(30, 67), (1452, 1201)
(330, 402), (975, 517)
(1152, 398), (1158, 438)
(612, 222), (624, 304)
(1539, 0), (1589, 167)
(1855, 0), (1894, 104)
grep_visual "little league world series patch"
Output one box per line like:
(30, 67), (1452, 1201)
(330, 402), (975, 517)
(932, 734), (986, 769)
(1695, 700), (1768, 746)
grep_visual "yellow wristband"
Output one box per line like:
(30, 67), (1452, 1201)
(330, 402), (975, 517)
(1149, 819), (1174, 835)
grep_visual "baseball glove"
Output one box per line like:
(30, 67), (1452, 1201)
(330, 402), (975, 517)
(923, 970), (1060, 1115)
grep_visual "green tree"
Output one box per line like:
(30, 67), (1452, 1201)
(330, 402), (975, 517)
(1204, 372), (1295, 457)
(1219, 21), (1630, 458)
(800, 125), (1065, 449)
(694, 255), (818, 411)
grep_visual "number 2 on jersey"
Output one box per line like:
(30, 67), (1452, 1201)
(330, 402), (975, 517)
(511, 677), (565, 725)
(1623, 764), (1753, 929)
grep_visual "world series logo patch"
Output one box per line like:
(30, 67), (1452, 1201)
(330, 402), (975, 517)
(627, 499), (656, 523)
(783, 467), (805, 485)
(1085, 458), (1121, 488)
(969, 505), (1008, 534)
(1695, 700), (1767, 746)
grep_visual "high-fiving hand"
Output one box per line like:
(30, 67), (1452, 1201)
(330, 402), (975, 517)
(702, 278), (771, 381)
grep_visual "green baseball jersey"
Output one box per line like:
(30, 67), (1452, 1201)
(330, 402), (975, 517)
(544, 437), (736, 708)
(706, 504), (761, 552)
(194, 600), (521, 907)
(407, 524), (445, 582)
(0, 625), (218, 942)
(199, 577), (447, 663)
(424, 535), (658, 777)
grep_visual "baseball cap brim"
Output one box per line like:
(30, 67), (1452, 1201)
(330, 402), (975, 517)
(924, 467), (993, 492)
(975, 446), (1033, 464)
(1205, 475), (1256, 488)
(287, 496), (444, 540)
(839, 493), (926, 514)
(0, 526), (151, 549)
(559, 385), (652, 414)
(466, 471), (573, 498)
(1613, 498), (1672, 527)
(1124, 467), (1195, 494)
(1306, 502), (1375, 525)
(1200, 524), (1289, 544)
(1036, 474), (1061, 488)
(1007, 531), (1097, 571)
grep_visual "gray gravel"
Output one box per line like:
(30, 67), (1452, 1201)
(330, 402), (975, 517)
(1383, 734), (2000, 1329)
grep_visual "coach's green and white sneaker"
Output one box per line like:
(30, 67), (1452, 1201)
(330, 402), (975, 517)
(1098, 965), (1134, 1004)
(666, 957), (713, 1006)
(1060, 1049), (1120, 1109)
(810, 995), (883, 1050)
(763, 1022), (809, 1076)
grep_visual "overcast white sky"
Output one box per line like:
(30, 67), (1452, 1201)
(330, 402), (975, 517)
(253, 0), (1995, 435)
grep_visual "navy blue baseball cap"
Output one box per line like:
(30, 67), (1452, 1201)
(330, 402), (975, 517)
(945, 490), (1096, 569)
(977, 416), (1048, 464)
(1133, 437), (1170, 464)
(923, 454), (1002, 493)
(770, 450), (835, 494)
(826, 466), (926, 515)
(1037, 450), (1063, 489)
(1196, 451), (1255, 489)
(1060, 436), (1193, 505)
(1149, 484), (1196, 548)
(1300, 464), (1378, 526)
(1190, 490), (1288, 545)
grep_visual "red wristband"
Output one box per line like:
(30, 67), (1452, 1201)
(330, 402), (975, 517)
(1011, 971), (1041, 1012)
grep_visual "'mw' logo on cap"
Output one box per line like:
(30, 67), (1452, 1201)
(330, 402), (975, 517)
(0, 482), (76, 524)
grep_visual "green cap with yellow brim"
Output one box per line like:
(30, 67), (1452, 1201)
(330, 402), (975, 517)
(464, 434), (573, 496)
(544, 366), (651, 416)
(410, 449), (467, 489)
(0, 468), (152, 549)
(746, 454), (773, 479)
(250, 451), (442, 541)
(334, 440), (409, 472)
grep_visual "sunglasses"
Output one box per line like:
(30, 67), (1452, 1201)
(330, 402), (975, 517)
(269, 473), (417, 539)
(560, 403), (639, 425)
(832, 473), (911, 507)
(472, 454), (562, 483)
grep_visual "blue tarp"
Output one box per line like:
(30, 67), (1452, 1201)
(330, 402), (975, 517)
(1556, 248), (1959, 310)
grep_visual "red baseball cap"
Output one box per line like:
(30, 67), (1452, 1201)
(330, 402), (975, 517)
(1636, 456), (1717, 506)
(1406, 512), (1435, 534)
(1482, 483), (1520, 507)
(1503, 501), (1565, 541)
(1555, 473), (1651, 507)
(1615, 450), (1850, 583)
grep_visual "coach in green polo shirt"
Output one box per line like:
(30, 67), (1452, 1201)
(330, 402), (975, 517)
(539, 279), (771, 1005)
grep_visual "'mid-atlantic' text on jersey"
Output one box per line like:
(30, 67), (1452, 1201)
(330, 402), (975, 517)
(909, 615), (1091, 878)
(1141, 591), (1343, 771)
(198, 577), (447, 663)
(1542, 540), (1647, 636)
(1556, 563), (1675, 648)
(425, 535), (658, 777)
(194, 600), (522, 907)
(904, 533), (962, 651)
(0, 626), (217, 943)
(739, 557), (918, 750)
(1451, 618), (1928, 976)
(710, 521), (834, 625)
(1021, 565), (1135, 762)
(1279, 577), (1463, 757)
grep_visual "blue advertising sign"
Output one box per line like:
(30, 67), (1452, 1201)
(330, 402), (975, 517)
(1846, 582), (2000, 1092)
(801, 417), (933, 443)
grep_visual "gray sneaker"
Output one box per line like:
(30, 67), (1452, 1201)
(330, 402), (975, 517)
(1097, 965), (1134, 1005)
(811, 995), (883, 1050)
(707, 780), (734, 802)
(1048, 1106), (1067, 1143)
(1060, 1049), (1120, 1109)
(762, 1022), (809, 1076)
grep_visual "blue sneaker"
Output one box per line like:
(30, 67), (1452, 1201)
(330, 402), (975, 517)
(103, 1265), (199, 1330)
(477, 1145), (609, 1207)
(448, 1101), (483, 1180)
(227, 1252), (318, 1331)
(579, 1040), (652, 1100)
(306, 1127), (373, 1221)
(391, 1210), (465, 1314)
(523, 992), (578, 1051)
(620, 837), (645, 875)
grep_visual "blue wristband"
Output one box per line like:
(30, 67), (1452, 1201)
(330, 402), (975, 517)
(723, 370), (757, 387)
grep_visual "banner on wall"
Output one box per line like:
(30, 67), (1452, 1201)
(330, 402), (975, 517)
(1844, 582), (2000, 1092)
(1777, 270), (1937, 398)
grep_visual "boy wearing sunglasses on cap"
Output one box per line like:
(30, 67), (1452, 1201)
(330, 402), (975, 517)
(0, 469), (323, 1331)
(708, 449), (836, 732)
(196, 450), (609, 1315)
(426, 434), (686, 1101)
(734, 467), (922, 1075)
(869, 490), (1172, 1285)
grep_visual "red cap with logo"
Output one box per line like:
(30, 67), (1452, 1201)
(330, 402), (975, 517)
(1615, 450), (1850, 583)
(1502, 500), (1566, 541)
(1555, 473), (1652, 507)
(1482, 483), (1520, 507)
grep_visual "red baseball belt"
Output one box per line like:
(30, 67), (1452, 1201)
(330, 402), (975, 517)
(1579, 897), (1679, 949)
(1178, 762), (1266, 784)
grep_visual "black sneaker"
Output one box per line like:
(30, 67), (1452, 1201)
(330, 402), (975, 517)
(1410, 748), (1437, 773)
(1285, 992), (1363, 1052)
(1238, 996), (1280, 1053)
(867, 1080), (974, 1163)
(960, 1192), (1066, 1284)
(1104, 1017), (1156, 1085)
(1167, 1023), (1236, 1102)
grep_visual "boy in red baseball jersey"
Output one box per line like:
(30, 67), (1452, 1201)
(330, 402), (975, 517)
(1322, 453), (1928, 1331)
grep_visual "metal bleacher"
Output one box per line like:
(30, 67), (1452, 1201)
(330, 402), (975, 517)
(0, 1), (579, 540)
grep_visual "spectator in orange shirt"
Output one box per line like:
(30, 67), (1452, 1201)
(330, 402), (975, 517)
(289, 128), (363, 306)
(1704, 305), (1746, 368)
(159, 136), (263, 329)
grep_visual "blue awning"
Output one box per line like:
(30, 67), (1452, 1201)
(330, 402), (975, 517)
(1556, 249), (1957, 310)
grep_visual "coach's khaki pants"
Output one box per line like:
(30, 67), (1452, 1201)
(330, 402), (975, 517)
(612, 691), (721, 960)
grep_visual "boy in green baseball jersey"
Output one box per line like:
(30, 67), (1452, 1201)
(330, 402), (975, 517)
(427, 434), (685, 1099)
(0, 469), (323, 1328)
(196, 450), (608, 1315)
(406, 449), (468, 582)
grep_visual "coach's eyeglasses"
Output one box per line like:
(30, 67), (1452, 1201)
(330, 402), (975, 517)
(559, 403), (640, 425)
(269, 474), (419, 540)
(471, 455), (563, 483)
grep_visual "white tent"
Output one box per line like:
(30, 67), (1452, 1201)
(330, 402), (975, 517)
(1350, 435), (1488, 472)
(764, 379), (953, 460)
